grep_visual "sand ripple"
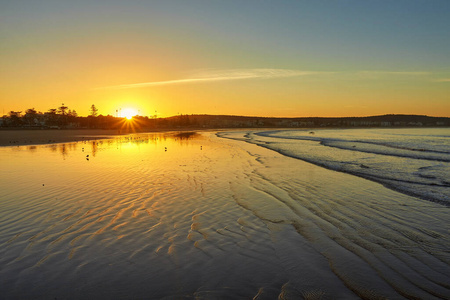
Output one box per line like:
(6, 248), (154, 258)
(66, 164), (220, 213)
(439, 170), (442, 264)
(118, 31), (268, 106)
(0, 132), (449, 299)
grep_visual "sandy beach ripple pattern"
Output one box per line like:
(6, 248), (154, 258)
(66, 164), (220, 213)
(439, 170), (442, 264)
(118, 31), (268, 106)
(0, 130), (449, 299)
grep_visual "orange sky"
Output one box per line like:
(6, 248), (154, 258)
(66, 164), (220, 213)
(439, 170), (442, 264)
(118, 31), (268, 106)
(1, 1), (449, 118)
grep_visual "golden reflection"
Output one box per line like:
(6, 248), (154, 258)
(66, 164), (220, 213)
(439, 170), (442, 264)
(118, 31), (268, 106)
(59, 144), (67, 159)
(173, 132), (198, 140)
(19, 132), (205, 158)
(91, 141), (98, 157)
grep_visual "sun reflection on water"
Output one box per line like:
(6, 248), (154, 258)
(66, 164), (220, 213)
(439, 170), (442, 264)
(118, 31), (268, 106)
(8, 131), (204, 160)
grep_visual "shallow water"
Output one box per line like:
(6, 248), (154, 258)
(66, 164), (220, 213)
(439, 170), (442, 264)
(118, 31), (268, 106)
(219, 128), (450, 205)
(0, 131), (449, 299)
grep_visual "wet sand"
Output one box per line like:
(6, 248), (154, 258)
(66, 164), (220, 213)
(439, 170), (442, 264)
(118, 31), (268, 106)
(0, 129), (124, 146)
(0, 131), (449, 299)
(0, 128), (210, 147)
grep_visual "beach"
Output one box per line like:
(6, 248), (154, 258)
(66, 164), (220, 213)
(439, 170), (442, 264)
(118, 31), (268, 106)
(0, 130), (449, 299)
(0, 129), (127, 147)
(0, 129), (213, 147)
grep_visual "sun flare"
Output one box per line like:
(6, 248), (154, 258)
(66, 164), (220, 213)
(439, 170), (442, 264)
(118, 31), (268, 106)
(121, 108), (137, 120)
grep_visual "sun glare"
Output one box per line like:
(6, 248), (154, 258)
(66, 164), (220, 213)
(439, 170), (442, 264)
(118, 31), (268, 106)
(122, 108), (137, 120)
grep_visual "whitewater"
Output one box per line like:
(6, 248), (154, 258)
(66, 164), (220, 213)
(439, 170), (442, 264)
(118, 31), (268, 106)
(219, 128), (450, 205)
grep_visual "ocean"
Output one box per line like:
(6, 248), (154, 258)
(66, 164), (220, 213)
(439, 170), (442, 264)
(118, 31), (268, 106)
(0, 129), (449, 299)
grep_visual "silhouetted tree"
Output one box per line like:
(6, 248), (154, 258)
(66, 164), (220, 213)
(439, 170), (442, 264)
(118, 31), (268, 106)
(45, 109), (58, 126)
(58, 103), (68, 116)
(56, 103), (69, 127)
(90, 104), (98, 117)
(23, 108), (38, 126)
(66, 109), (78, 127)
(8, 111), (22, 126)
(68, 109), (78, 117)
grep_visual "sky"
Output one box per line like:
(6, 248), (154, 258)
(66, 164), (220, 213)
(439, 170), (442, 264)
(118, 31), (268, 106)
(1, 0), (449, 118)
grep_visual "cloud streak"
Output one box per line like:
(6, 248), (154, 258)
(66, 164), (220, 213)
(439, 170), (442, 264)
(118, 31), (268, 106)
(357, 71), (431, 76)
(95, 69), (327, 90)
(95, 69), (436, 90)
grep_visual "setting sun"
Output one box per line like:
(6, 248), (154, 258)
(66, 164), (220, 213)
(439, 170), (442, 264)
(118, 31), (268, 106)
(122, 108), (137, 120)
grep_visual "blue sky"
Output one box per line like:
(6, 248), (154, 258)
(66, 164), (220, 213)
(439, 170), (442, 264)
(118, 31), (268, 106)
(1, 0), (449, 117)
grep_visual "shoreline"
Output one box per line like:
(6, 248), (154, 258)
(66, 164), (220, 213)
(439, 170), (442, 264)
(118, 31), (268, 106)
(3, 127), (448, 206)
(2, 126), (448, 147)
(219, 129), (450, 207)
(0, 128), (218, 147)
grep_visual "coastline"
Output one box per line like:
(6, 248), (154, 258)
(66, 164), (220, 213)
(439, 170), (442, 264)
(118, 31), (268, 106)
(220, 129), (450, 206)
(1, 126), (448, 147)
(4, 128), (448, 206)
(0, 128), (214, 147)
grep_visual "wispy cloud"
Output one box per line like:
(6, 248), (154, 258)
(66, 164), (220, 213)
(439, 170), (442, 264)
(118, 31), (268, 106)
(95, 68), (328, 90)
(95, 69), (437, 90)
(358, 71), (431, 76)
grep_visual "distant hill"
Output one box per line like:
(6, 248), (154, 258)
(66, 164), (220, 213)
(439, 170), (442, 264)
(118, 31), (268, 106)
(165, 114), (449, 128)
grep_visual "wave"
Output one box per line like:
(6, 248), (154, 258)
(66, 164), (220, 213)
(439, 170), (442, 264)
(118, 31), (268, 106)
(218, 128), (450, 205)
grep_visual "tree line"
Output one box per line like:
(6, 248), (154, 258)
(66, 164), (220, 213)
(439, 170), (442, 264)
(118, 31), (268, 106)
(3, 107), (448, 130)
(1, 104), (190, 130)
(1, 104), (116, 129)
